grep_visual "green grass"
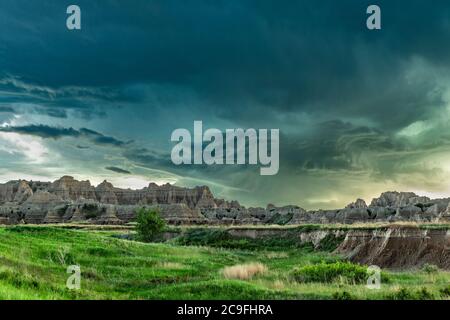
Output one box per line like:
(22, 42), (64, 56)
(175, 228), (316, 250)
(0, 225), (448, 300)
(292, 261), (377, 284)
(175, 227), (343, 251)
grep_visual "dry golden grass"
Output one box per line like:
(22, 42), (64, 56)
(272, 280), (285, 290)
(158, 262), (185, 269)
(222, 263), (267, 280)
(265, 252), (289, 259)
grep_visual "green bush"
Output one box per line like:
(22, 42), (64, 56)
(83, 204), (102, 219)
(421, 263), (439, 274)
(417, 287), (434, 300)
(292, 261), (373, 284)
(86, 247), (114, 257)
(439, 285), (450, 297)
(177, 228), (315, 251)
(386, 287), (415, 300)
(135, 208), (166, 242)
(317, 234), (345, 251)
(386, 287), (435, 300)
(332, 291), (355, 300)
(0, 269), (40, 289)
(177, 229), (231, 246)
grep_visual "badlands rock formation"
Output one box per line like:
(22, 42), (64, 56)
(335, 226), (450, 269)
(1, 176), (450, 225)
(219, 226), (450, 269)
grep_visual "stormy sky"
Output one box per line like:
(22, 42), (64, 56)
(1, 0), (450, 209)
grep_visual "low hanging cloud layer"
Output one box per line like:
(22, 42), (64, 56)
(0, 125), (131, 147)
(1, 0), (450, 209)
(105, 166), (132, 175)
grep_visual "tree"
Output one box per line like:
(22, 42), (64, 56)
(135, 208), (166, 242)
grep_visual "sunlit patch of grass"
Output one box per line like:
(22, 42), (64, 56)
(265, 252), (289, 259)
(157, 262), (186, 270)
(222, 263), (267, 280)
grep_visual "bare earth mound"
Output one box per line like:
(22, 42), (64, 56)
(336, 226), (450, 269)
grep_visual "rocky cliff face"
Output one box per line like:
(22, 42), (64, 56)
(218, 226), (450, 269)
(336, 226), (450, 269)
(0, 176), (237, 225)
(287, 192), (450, 225)
(1, 177), (450, 225)
(370, 191), (431, 207)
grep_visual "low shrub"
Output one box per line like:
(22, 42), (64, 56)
(292, 261), (377, 284)
(86, 247), (113, 257)
(387, 287), (415, 300)
(0, 269), (40, 289)
(386, 287), (435, 300)
(317, 234), (345, 251)
(439, 285), (450, 297)
(332, 291), (355, 300)
(177, 228), (315, 251)
(47, 247), (76, 265)
(6, 226), (48, 233)
(177, 229), (231, 246)
(421, 263), (439, 274)
(417, 287), (435, 300)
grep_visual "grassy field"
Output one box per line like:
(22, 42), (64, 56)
(0, 225), (448, 300)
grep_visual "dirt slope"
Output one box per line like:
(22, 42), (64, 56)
(336, 226), (450, 269)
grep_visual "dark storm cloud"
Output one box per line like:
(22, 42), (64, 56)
(122, 148), (172, 170)
(0, 2), (447, 91)
(0, 75), (117, 120)
(105, 166), (131, 174)
(1, 0), (449, 129)
(277, 118), (438, 182)
(38, 108), (67, 118)
(279, 122), (372, 173)
(1, 0), (449, 100)
(0, 124), (130, 147)
(0, 125), (80, 139)
(2, 0), (450, 208)
(0, 106), (14, 113)
(78, 128), (132, 147)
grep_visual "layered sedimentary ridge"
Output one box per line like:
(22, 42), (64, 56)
(214, 226), (450, 269)
(1, 176), (450, 225)
(335, 226), (450, 269)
